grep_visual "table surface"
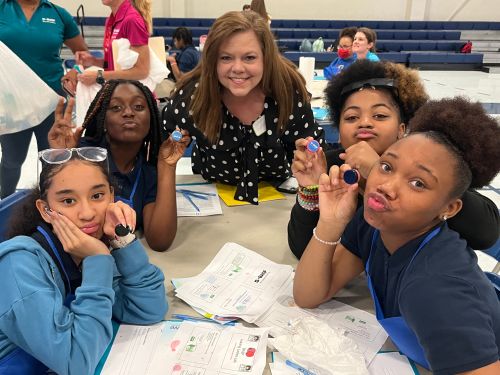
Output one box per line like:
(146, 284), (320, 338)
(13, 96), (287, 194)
(141, 175), (430, 374)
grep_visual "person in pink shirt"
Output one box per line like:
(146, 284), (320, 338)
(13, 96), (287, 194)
(67, 0), (151, 91)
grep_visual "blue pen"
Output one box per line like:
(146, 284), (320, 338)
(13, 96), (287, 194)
(172, 314), (236, 326)
(177, 189), (216, 198)
(285, 360), (317, 375)
(182, 191), (200, 212)
(173, 314), (211, 322)
(183, 192), (209, 200)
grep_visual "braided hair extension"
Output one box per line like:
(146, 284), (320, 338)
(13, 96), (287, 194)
(82, 80), (163, 165)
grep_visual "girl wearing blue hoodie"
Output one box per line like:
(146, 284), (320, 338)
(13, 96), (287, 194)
(0, 147), (167, 375)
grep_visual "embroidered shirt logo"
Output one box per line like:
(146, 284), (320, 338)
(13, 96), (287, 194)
(42, 17), (56, 24)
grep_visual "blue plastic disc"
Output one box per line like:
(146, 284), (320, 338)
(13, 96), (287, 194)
(172, 130), (182, 142)
(343, 169), (359, 185)
(306, 140), (320, 153)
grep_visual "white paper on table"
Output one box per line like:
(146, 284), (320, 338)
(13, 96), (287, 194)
(171, 277), (238, 324)
(100, 321), (182, 375)
(269, 363), (301, 375)
(254, 278), (387, 365)
(154, 321), (269, 375)
(175, 242), (294, 322)
(367, 352), (418, 375)
(176, 183), (222, 217)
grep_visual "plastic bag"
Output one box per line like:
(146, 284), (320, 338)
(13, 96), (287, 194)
(114, 38), (169, 92)
(75, 65), (102, 126)
(269, 317), (368, 375)
(299, 39), (313, 52)
(0, 41), (60, 136)
(312, 37), (325, 52)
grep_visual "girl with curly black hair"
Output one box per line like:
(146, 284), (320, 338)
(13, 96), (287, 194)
(294, 97), (500, 373)
(288, 60), (499, 257)
(48, 80), (189, 251)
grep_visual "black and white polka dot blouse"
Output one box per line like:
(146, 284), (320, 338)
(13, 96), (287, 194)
(162, 81), (325, 204)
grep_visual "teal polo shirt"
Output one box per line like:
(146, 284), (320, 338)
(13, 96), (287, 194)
(0, 0), (80, 91)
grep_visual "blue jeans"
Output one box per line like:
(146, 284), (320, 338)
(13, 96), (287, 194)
(0, 111), (54, 198)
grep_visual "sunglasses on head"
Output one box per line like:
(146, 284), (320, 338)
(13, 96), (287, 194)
(38, 147), (108, 164)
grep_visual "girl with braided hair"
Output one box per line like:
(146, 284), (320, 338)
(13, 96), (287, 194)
(288, 60), (499, 258)
(48, 80), (189, 252)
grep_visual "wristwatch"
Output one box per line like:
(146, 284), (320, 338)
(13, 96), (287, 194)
(109, 232), (136, 249)
(96, 69), (105, 85)
(109, 224), (136, 249)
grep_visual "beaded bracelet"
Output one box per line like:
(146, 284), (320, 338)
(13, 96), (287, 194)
(297, 185), (319, 211)
(312, 227), (341, 246)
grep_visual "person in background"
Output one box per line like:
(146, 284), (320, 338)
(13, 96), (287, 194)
(293, 97), (500, 373)
(65, 0), (152, 92)
(166, 27), (200, 81)
(288, 60), (499, 258)
(48, 80), (189, 251)
(323, 27), (357, 80)
(250, 0), (271, 25)
(162, 11), (324, 205)
(0, 147), (167, 374)
(353, 27), (379, 61)
(0, 0), (88, 198)
(242, 4), (251, 11)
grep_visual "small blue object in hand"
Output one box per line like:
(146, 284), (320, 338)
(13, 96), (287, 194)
(343, 169), (359, 185)
(172, 130), (182, 142)
(306, 140), (320, 153)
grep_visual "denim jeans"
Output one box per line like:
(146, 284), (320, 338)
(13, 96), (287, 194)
(0, 111), (54, 198)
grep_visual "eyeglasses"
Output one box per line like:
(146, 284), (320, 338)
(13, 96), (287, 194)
(39, 147), (108, 164)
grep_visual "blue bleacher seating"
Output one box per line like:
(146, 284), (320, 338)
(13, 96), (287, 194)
(293, 30), (311, 39)
(80, 16), (494, 67)
(393, 31), (411, 40)
(313, 20), (330, 29)
(0, 190), (30, 242)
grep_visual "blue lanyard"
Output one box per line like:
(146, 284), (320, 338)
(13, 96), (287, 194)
(367, 226), (442, 278)
(37, 225), (72, 295)
(116, 167), (142, 207)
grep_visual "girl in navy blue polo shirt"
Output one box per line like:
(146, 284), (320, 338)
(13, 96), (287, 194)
(49, 80), (189, 251)
(294, 97), (500, 374)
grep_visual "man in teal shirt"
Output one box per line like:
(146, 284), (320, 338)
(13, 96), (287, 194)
(0, 0), (87, 197)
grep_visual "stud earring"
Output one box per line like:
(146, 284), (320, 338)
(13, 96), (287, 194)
(442, 215), (448, 221)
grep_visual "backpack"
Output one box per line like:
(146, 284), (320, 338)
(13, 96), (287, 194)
(312, 37), (325, 52)
(299, 39), (313, 52)
(460, 41), (472, 53)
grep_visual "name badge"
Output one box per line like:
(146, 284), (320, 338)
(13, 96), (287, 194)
(252, 115), (266, 136)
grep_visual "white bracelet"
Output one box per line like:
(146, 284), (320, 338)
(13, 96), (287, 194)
(312, 227), (341, 246)
(109, 232), (136, 249)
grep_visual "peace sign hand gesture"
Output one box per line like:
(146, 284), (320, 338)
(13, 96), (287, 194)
(48, 98), (84, 149)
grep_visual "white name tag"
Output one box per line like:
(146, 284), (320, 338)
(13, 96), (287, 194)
(252, 115), (266, 136)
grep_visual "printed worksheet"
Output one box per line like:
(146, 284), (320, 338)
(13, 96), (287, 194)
(155, 321), (269, 375)
(100, 321), (182, 375)
(176, 183), (223, 217)
(254, 279), (387, 365)
(175, 243), (294, 322)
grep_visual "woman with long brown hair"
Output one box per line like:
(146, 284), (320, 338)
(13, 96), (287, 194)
(163, 10), (324, 204)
